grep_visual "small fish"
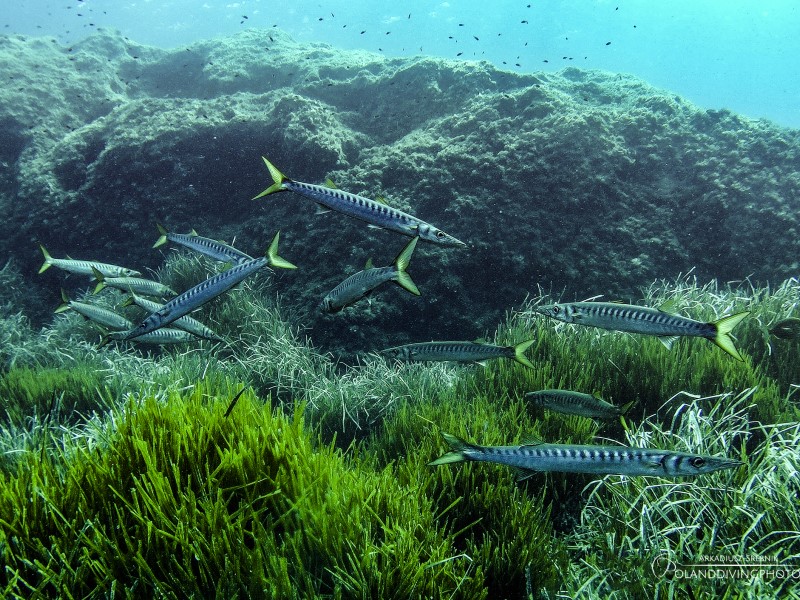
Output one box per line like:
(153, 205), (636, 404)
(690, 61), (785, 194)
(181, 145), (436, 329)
(321, 237), (420, 313)
(769, 317), (800, 340)
(535, 301), (749, 361)
(116, 232), (295, 341)
(254, 157), (466, 247)
(381, 339), (535, 369)
(38, 245), (140, 278)
(125, 328), (196, 345)
(429, 433), (743, 478)
(55, 289), (133, 331)
(91, 268), (177, 298)
(123, 293), (224, 342)
(525, 389), (634, 419)
(153, 224), (253, 264)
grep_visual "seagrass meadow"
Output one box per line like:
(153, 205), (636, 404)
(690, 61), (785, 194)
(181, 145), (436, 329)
(0, 252), (799, 599)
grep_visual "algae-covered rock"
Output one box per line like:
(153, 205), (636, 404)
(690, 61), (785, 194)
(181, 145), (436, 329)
(1, 28), (798, 357)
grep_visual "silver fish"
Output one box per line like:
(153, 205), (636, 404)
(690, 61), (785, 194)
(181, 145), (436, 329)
(116, 232), (296, 341)
(153, 224), (253, 265)
(429, 433), (743, 478)
(525, 389), (634, 419)
(124, 293), (224, 342)
(321, 237), (420, 313)
(127, 328), (197, 345)
(38, 245), (140, 278)
(769, 317), (800, 340)
(535, 301), (749, 361)
(55, 290), (134, 331)
(381, 339), (535, 369)
(254, 157), (466, 247)
(92, 268), (177, 298)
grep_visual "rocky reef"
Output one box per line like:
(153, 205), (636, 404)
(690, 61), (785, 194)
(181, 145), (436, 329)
(1, 28), (798, 356)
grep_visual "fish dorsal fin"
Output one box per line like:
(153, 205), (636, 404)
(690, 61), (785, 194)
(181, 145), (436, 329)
(190, 229), (199, 236)
(364, 258), (374, 270)
(520, 434), (543, 447)
(324, 178), (338, 189)
(473, 337), (488, 344)
(657, 298), (679, 314)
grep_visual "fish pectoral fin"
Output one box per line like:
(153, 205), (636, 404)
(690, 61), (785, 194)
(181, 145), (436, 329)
(324, 178), (338, 189)
(473, 360), (489, 367)
(315, 204), (333, 215)
(366, 224), (383, 229)
(658, 336), (679, 350)
(512, 466), (538, 481)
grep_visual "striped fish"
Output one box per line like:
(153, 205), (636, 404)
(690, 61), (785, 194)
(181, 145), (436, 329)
(38, 245), (140, 277)
(254, 157), (466, 247)
(124, 293), (224, 342)
(92, 268), (177, 298)
(429, 433), (742, 478)
(153, 224), (253, 265)
(116, 232), (295, 341)
(127, 328), (196, 345)
(381, 339), (535, 369)
(525, 389), (634, 419)
(535, 301), (749, 361)
(321, 237), (420, 313)
(55, 290), (134, 331)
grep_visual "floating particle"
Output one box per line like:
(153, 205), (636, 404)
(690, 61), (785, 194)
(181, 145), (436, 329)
(361, 30), (366, 34)
(457, 52), (463, 56)
(386, 31), (390, 35)
(605, 41), (611, 45)
(521, 20), (528, 24)
(543, 59), (548, 63)
(473, 35), (479, 41)
(408, 13), (411, 19)
(242, 15), (248, 19)
(318, 17), (323, 21)
(458, 23), (464, 26)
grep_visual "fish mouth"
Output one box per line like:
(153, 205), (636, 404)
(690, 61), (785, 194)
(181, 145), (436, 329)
(705, 458), (745, 473)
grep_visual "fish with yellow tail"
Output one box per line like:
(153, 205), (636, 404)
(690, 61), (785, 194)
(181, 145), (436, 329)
(429, 432), (743, 478)
(321, 237), (420, 313)
(381, 339), (536, 369)
(525, 389), (635, 420)
(254, 157), (466, 247)
(114, 232), (295, 341)
(534, 300), (749, 361)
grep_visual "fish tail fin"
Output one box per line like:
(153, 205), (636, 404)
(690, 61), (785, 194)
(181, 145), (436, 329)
(710, 311), (749, 361)
(428, 432), (477, 466)
(266, 231), (298, 270)
(393, 236), (420, 296)
(512, 339), (536, 370)
(253, 157), (289, 200)
(91, 267), (106, 294)
(54, 288), (70, 314)
(153, 223), (168, 248)
(38, 245), (52, 273)
(620, 399), (637, 416)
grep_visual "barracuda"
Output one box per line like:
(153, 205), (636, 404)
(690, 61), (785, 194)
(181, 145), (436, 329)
(38, 245), (140, 278)
(116, 232), (296, 341)
(381, 339), (535, 369)
(124, 293), (224, 342)
(253, 157), (466, 247)
(91, 268), (177, 298)
(535, 301), (749, 361)
(55, 290), (134, 331)
(525, 389), (634, 419)
(429, 433), (743, 478)
(321, 236), (420, 313)
(153, 224), (253, 265)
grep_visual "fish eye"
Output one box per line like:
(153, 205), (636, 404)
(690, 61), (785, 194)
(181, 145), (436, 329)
(553, 306), (560, 314)
(435, 230), (446, 238)
(690, 457), (705, 468)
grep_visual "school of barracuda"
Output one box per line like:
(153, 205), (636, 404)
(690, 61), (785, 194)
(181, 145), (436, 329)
(38, 155), (755, 482)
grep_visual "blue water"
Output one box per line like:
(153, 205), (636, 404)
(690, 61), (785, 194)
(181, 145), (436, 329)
(4, 0), (800, 128)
